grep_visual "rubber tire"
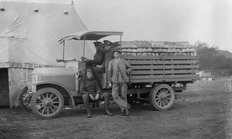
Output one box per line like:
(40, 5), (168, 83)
(31, 87), (64, 119)
(149, 84), (175, 111)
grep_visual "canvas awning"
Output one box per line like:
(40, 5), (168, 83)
(58, 30), (123, 43)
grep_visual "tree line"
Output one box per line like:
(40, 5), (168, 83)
(194, 42), (232, 75)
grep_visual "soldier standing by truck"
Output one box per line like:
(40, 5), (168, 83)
(95, 40), (114, 70)
(95, 40), (120, 80)
(108, 50), (132, 116)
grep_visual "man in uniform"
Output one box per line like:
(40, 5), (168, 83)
(107, 50), (132, 116)
(95, 40), (120, 79)
(81, 41), (105, 69)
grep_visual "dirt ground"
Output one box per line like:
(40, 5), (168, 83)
(1, 78), (232, 139)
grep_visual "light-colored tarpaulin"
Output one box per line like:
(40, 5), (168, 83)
(0, 0), (95, 66)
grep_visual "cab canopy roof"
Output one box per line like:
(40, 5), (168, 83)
(59, 30), (123, 43)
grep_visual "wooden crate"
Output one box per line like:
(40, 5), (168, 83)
(123, 55), (199, 83)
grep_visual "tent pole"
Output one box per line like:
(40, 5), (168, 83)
(62, 41), (65, 60)
(83, 35), (86, 57)
(120, 35), (122, 46)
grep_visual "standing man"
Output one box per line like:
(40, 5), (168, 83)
(108, 50), (132, 116)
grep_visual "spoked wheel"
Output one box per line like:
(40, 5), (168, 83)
(18, 86), (32, 112)
(31, 88), (64, 119)
(149, 84), (175, 111)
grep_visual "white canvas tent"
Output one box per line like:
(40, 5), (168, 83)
(0, 0), (90, 66)
(0, 0), (91, 107)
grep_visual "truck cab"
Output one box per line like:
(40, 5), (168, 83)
(20, 31), (123, 119)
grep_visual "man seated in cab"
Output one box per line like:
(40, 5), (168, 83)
(80, 69), (114, 118)
(81, 41), (105, 69)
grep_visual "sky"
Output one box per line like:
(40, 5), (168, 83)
(72, 0), (232, 52)
(1, 0), (231, 52)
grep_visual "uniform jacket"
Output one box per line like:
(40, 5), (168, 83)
(88, 50), (105, 66)
(96, 45), (118, 71)
(108, 58), (132, 83)
(80, 77), (101, 94)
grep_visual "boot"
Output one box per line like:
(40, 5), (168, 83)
(87, 111), (91, 118)
(104, 95), (113, 116)
(122, 109), (129, 116)
(83, 95), (91, 118)
(105, 110), (114, 116)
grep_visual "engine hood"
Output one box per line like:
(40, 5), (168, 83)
(32, 67), (76, 91)
(33, 67), (75, 76)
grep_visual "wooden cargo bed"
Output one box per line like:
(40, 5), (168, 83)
(123, 55), (199, 83)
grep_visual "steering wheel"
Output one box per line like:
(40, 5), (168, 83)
(81, 57), (89, 62)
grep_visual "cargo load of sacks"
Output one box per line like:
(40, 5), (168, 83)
(118, 41), (197, 56)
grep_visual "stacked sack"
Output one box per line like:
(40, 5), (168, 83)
(119, 41), (197, 56)
(119, 41), (137, 56)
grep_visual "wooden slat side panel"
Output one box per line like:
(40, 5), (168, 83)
(130, 78), (195, 83)
(128, 60), (199, 65)
(163, 56), (198, 60)
(131, 70), (199, 75)
(132, 65), (199, 70)
(131, 75), (164, 79)
(164, 65), (199, 69)
(130, 79), (164, 83)
(130, 74), (198, 80)
(129, 60), (163, 65)
(132, 65), (163, 70)
(122, 55), (199, 83)
(123, 55), (198, 60)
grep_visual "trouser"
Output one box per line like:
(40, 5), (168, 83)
(112, 82), (130, 111)
(82, 92), (110, 113)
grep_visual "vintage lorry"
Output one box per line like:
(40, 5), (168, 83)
(19, 31), (199, 119)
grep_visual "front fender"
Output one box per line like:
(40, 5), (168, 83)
(33, 81), (75, 107)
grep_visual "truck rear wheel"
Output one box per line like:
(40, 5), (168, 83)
(149, 84), (175, 111)
(31, 88), (64, 119)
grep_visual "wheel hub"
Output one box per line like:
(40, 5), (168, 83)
(159, 92), (166, 99)
(44, 99), (52, 107)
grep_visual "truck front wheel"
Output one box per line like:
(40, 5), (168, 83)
(18, 86), (32, 112)
(31, 87), (64, 119)
(149, 84), (175, 111)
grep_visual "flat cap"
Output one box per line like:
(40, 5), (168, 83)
(113, 49), (121, 54)
(93, 41), (102, 45)
(86, 68), (93, 73)
(103, 40), (113, 45)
